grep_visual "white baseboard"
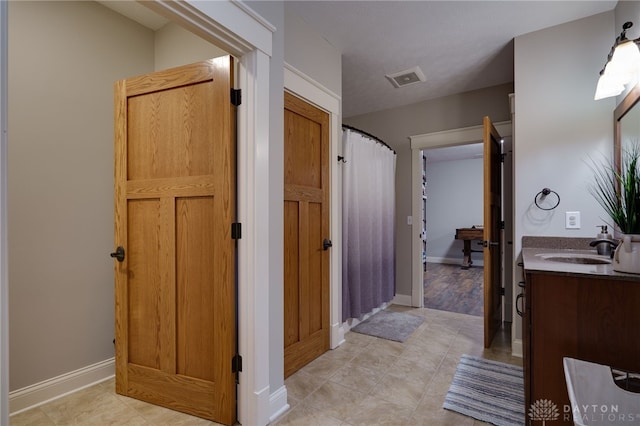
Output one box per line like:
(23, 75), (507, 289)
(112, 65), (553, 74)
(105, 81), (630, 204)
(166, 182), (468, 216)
(269, 385), (289, 423)
(330, 321), (346, 349)
(256, 384), (271, 426)
(392, 293), (413, 306)
(342, 302), (391, 333)
(511, 338), (523, 358)
(9, 357), (115, 415)
(426, 256), (484, 267)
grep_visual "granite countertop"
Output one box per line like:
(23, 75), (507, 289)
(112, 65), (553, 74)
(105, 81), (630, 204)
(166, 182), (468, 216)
(521, 236), (640, 282)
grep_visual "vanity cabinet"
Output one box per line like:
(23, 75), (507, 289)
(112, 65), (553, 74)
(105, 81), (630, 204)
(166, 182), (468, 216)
(524, 271), (640, 425)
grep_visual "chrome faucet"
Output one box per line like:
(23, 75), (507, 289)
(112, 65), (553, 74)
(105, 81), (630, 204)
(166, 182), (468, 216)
(589, 239), (618, 258)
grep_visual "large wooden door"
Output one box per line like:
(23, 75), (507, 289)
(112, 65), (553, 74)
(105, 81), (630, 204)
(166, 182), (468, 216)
(483, 116), (503, 348)
(113, 57), (236, 425)
(283, 91), (330, 378)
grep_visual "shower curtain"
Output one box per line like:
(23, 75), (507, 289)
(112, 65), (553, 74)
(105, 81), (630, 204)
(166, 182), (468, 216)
(342, 127), (396, 321)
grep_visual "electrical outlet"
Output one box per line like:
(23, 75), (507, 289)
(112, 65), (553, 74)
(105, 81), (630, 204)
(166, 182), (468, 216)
(565, 211), (580, 229)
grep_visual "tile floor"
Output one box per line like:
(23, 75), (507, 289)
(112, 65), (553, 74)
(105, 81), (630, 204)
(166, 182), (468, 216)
(10, 306), (522, 426)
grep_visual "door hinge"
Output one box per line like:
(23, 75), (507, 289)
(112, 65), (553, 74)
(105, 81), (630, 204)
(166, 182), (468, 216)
(231, 89), (241, 106)
(231, 222), (242, 240)
(500, 287), (505, 296)
(232, 354), (242, 373)
(500, 153), (506, 163)
(500, 220), (505, 230)
(483, 240), (499, 248)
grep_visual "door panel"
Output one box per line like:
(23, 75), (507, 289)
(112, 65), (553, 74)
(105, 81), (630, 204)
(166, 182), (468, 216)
(176, 196), (216, 381)
(284, 92), (330, 378)
(284, 201), (301, 348)
(114, 57), (236, 425)
(127, 83), (216, 180)
(483, 116), (503, 348)
(308, 202), (323, 332)
(127, 198), (164, 369)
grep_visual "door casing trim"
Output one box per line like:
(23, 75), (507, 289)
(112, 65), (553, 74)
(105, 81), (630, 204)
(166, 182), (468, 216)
(145, 2), (274, 424)
(154, 3), (275, 424)
(284, 63), (343, 350)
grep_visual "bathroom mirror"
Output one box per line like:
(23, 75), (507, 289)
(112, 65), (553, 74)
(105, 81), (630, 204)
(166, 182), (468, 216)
(614, 83), (640, 174)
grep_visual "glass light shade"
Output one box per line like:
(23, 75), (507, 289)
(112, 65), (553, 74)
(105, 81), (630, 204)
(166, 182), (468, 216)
(594, 68), (625, 100)
(606, 40), (640, 85)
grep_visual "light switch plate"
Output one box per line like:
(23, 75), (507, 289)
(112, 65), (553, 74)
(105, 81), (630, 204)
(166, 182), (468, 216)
(565, 211), (580, 229)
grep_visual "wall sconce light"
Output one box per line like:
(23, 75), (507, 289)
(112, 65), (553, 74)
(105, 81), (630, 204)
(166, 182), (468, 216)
(594, 21), (640, 100)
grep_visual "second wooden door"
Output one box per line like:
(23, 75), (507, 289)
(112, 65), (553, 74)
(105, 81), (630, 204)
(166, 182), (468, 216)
(283, 91), (330, 378)
(483, 116), (503, 348)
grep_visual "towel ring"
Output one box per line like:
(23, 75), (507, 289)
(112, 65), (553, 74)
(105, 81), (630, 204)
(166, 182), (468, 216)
(534, 188), (560, 210)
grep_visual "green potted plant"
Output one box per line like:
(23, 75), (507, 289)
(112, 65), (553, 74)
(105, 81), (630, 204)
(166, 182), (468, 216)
(589, 143), (640, 273)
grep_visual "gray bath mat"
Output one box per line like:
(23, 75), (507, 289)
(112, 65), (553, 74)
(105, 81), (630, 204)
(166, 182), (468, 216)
(350, 310), (424, 342)
(443, 354), (525, 426)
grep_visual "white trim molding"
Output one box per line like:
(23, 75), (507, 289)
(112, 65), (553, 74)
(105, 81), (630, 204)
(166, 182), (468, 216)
(410, 147), (424, 308)
(426, 256), (485, 267)
(9, 358), (114, 416)
(236, 48), (272, 426)
(268, 385), (289, 424)
(392, 293), (413, 307)
(512, 338), (523, 358)
(410, 120), (512, 150)
(284, 63), (340, 112)
(145, 0), (274, 56)
(341, 302), (391, 333)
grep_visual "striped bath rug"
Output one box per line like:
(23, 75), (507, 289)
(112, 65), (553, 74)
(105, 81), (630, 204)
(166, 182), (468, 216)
(443, 354), (525, 426)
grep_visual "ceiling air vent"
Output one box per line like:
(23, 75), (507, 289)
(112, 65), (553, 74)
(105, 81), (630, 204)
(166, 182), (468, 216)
(385, 66), (426, 88)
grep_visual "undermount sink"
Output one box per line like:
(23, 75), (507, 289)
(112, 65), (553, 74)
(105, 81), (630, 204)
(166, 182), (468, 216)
(536, 253), (612, 265)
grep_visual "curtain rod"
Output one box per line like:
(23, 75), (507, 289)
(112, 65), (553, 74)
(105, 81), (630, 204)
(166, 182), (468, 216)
(342, 124), (396, 154)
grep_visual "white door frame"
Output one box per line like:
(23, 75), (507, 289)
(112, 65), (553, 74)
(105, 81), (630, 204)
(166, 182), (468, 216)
(148, 2), (275, 424)
(409, 121), (512, 308)
(284, 63), (345, 350)
(0, 1), (277, 425)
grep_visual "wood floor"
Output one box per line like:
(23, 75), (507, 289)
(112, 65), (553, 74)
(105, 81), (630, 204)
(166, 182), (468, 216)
(423, 262), (483, 317)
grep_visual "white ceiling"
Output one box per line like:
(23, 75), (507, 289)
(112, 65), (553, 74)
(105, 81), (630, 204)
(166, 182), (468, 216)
(100, 1), (617, 118)
(285, 0), (616, 117)
(99, 0), (617, 160)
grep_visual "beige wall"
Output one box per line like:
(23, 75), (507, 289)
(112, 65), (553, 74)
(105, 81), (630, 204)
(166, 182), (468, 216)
(154, 22), (227, 71)
(7, 1), (231, 393)
(8, 1), (155, 390)
(513, 11), (614, 341)
(344, 83), (513, 298)
(284, 6), (342, 97)
(8, 0), (342, 408)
